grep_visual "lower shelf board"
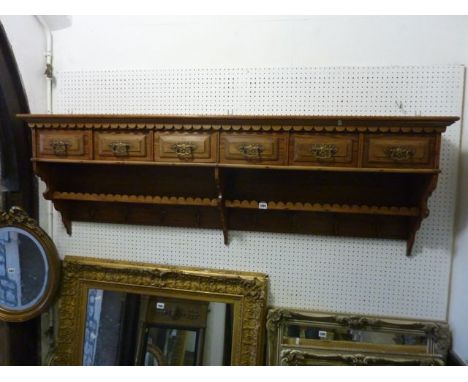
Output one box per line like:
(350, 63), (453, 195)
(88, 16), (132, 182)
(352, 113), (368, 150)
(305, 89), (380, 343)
(225, 200), (419, 217)
(52, 191), (218, 207)
(49, 199), (411, 249)
(51, 192), (419, 217)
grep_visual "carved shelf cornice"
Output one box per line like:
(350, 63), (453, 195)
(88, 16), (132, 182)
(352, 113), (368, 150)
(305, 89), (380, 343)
(18, 114), (457, 133)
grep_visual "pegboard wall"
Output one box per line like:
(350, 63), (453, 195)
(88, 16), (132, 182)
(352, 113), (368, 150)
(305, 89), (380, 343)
(51, 65), (464, 321)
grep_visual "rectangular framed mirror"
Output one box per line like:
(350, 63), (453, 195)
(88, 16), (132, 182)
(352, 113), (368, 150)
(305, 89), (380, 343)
(267, 309), (450, 366)
(53, 256), (268, 366)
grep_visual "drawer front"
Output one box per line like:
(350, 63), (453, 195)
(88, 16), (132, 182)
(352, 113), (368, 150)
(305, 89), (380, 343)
(94, 132), (153, 161)
(155, 132), (218, 163)
(36, 130), (92, 160)
(219, 133), (287, 165)
(363, 135), (436, 168)
(289, 134), (358, 167)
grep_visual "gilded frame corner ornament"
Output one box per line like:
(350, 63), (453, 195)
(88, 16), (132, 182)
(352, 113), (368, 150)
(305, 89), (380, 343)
(0, 206), (61, 322)
(53, 256), (268, 366)
(266, 308), (450, 366)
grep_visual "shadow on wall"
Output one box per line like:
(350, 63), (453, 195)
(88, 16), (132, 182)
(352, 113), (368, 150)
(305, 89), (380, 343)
(454, 147), (468, 259)
(410, 136), (460, 257)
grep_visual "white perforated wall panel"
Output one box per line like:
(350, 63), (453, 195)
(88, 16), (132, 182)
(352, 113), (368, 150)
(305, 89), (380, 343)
(52, 66), (464, 320)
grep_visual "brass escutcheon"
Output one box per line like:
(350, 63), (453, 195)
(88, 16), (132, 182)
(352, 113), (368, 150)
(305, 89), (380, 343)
(171, 142), (197, 160)
(238, 143), (264, 160)
(51, 140), (69, 156)
(384, 146), (415, 161)
(310, 144), (338, 159)
(109, 142), (130, 156)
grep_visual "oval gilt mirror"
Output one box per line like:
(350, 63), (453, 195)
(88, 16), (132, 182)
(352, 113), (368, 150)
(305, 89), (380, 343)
(0, 206), (60, 322)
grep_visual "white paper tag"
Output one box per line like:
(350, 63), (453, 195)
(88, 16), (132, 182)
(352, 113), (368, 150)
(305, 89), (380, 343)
(318, 330), (327, 339)
(156, 302), (165, 310)
(7, 268), (15, 274)
(258, 202), (268, 210)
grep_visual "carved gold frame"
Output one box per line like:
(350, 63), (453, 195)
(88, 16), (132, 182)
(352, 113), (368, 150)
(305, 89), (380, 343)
(53, 256), (268, 365)
(0, 206), (60, 322)
(267, 308), (450, 366)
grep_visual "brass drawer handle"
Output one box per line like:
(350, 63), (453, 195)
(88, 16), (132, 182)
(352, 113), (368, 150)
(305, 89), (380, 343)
(171, 142), (197, 160)
(310, 144), (338, 159)
(384, 146), (415, 161)
(50, 140), (70, 156)
(238, 143), (264, 160)
(109, 142), (130, 156)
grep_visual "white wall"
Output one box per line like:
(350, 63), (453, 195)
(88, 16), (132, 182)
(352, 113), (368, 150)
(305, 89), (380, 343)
(52, 16), (468, 69)
(203, 302), (226, 366)
(52, 15), (468, 362)
(0, 16), (47, 113)
(450, 80), (468, 363)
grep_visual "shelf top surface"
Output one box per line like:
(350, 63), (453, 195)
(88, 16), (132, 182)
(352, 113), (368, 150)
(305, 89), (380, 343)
(17, 113), (459, 127)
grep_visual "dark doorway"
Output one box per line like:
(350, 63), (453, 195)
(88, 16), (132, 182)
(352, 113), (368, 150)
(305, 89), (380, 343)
(0, 20), (39, 366)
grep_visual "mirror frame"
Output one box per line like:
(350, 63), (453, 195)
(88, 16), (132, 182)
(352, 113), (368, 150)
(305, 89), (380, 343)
(266, 308), (450, 366)
(53, 256), (268, 365)
(144, 343), (167, 366)
(0, 206), (60, 322)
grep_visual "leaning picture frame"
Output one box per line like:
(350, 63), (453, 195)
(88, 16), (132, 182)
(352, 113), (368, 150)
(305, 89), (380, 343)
(53, 255), (268, 365)
(266, 308), (450, 366)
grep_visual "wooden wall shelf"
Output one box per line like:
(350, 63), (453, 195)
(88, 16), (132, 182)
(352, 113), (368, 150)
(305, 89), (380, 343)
(224, 200), (420, 216)
(52, 192), (218, 207)
(18, 114), (458, 256)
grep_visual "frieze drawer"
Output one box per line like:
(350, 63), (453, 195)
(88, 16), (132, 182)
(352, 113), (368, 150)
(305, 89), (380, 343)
(219, 132), (287, 165)
(94, 132), (153, 161)
(36, 130), (92, 160)
(363, 135), (436, 169)
(154, 132), (218, 163)
(289, 134), (359, 167)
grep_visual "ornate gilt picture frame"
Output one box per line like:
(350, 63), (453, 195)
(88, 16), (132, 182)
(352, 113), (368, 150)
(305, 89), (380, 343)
(53, 256), (268, 365)
(267, 308), (450, 366)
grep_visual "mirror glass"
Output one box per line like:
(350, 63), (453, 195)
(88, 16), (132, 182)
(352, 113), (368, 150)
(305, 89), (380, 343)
(83, 289), (233, 366)
(144, 327), (197, 366)
(0, 227), (48, 311)
(284, 323), (427, 351)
